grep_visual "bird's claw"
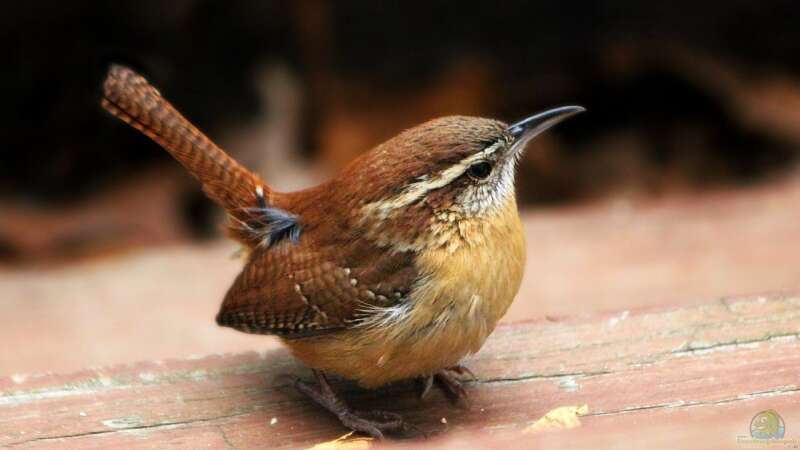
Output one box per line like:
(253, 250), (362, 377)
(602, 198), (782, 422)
(419, 365), (475, 407)
(293, 370), (414, 439)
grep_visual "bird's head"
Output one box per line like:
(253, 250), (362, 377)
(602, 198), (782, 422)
(340, 106), (584, 251)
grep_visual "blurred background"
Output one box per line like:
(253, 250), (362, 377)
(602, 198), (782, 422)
(2, 1), (800, 374)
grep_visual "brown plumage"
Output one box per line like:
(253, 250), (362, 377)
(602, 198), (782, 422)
(102, 65), (268, 246)
(101, 65), (583, 438)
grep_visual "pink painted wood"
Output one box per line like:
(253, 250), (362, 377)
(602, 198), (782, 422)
(1, 294), (798, 449)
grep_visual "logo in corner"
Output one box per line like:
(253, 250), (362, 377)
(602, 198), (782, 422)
(750, 410), (785, 440)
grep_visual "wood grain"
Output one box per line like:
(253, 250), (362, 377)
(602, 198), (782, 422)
(1, 294), (798, 449)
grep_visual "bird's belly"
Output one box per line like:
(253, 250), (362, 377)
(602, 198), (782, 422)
(286, 296), (503, 388)
(286, 209), (526, 388)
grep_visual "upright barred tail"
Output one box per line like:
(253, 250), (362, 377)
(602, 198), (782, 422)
(101, 64), (271, 246)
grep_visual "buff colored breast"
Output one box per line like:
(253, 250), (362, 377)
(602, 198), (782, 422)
(285, 198), (526, 388)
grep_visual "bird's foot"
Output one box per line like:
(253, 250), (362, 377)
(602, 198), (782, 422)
(446, 364), (477, 381)
(293, 370), (409, 440)
(419, 365), (475, 407)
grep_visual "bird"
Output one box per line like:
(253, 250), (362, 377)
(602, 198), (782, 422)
(101, 64), (584, 438)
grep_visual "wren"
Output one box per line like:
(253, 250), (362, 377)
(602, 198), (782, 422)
(101, 65), (583, 438)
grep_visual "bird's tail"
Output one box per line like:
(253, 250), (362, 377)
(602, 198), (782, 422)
(101, 64), (269, 246)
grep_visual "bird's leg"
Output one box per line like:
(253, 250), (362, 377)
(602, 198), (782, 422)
(418, 375), (435, 399)
(293, 369), (407, 439)
(420, 365), (475, 406)
(446, 365), (477, 381)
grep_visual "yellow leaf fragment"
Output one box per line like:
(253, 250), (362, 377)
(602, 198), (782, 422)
(524, 404), (589, 433)
(307, 432), (373, 450)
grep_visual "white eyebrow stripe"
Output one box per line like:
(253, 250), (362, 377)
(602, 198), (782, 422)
(482, 140), (504, 156)
(361, 140), (503, 217)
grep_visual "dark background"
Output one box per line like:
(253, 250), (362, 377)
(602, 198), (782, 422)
(2, 1), (800, 263)
(3, 0), (800, 377)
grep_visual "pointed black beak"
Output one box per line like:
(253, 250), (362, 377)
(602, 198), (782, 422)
(507, 105), (585, 153)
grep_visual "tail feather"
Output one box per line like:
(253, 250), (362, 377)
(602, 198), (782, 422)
(101, 64), (269, 245)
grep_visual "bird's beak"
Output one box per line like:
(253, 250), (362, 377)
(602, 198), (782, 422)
(507, 105), (585, 154)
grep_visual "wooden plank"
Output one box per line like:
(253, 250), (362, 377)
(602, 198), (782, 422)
(1, 294), (798, 449)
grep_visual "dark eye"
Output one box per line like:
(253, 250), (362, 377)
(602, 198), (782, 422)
(467, 161), (492, 180)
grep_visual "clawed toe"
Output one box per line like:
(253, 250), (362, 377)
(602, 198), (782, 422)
(346, 410), (408, 437)
(357, 409), (403, 424)
(446, 365), (477, 381)
(419, 365), (475, 407)
(419, 375), (435, 400)
(435, 371), (470, 407)
(293, 369), (412, 439)
(337, 411), (392, 439)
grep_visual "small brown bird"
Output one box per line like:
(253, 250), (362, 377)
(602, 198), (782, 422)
(101, 65), (583, 438)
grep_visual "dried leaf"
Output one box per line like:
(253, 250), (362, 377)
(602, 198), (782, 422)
(523, 404), (589, 433)
(307, 432), (373, 450)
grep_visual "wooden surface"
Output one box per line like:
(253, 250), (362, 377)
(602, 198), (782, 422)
(1, 294), (799, 449)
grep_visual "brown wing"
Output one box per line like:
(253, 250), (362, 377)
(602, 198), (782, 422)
(216, 231), (418, 338)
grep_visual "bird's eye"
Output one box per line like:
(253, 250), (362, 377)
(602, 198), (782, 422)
(467, 161), (493, 180)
